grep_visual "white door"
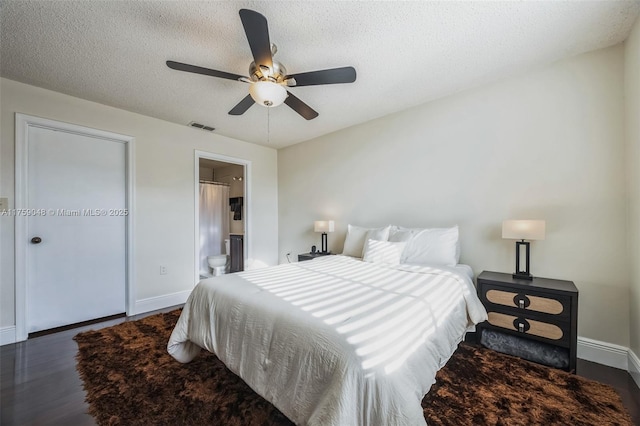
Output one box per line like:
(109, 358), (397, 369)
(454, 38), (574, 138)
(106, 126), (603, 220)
(26, 126), (126, 333)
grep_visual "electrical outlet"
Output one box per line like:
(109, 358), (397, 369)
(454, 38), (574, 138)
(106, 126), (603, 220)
(160, 266), (167, 275)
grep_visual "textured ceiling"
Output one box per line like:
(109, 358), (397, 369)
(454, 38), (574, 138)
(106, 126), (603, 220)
(1, 1), (639, 149)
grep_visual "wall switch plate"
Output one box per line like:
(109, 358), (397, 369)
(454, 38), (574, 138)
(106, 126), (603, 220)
(160, 266), (167, 275)
(0, 197), (8, 210)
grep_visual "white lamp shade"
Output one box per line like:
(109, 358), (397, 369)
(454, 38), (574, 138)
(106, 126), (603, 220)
(249, 81), (287, 107)
(502, 220), (546, 240)
(314, 220), (335, 233)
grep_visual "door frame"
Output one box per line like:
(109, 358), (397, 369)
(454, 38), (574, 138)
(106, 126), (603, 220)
(14, 113), (135, 342)
(194, 150), (250, 284)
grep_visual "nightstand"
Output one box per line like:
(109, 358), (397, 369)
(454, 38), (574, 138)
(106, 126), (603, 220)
(476, 271), (578, 372)
(298, 252), (332, 262)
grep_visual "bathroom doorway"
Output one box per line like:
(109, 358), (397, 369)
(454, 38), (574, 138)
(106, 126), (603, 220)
(195, 151), (249, 281)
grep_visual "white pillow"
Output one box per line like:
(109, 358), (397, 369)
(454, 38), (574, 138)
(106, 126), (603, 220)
(342, 224), (391, 258)
(363, 239), (406, 265)
(390, 225), (461, 264)
(401, 226), (459, 266)
(388, 226), (421, 243)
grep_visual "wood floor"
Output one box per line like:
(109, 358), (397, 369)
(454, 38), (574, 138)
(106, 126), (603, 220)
(2, 308), (639, 425)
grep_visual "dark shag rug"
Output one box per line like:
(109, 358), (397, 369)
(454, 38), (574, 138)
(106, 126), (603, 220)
(74, 310), (633, 426)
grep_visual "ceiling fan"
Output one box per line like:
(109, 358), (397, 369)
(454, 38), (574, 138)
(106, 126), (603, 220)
(166, 9), (356, 120)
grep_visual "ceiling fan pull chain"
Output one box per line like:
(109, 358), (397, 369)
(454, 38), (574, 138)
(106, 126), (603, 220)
(267, 106), (271, 144)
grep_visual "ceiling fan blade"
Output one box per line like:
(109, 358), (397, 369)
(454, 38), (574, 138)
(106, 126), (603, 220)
(239, 9), (273, 71)
(285, 67), (356, 87)
(166, 60), (245, 81)
(228, 94), (255, 115)
(284, 91), (319, 120)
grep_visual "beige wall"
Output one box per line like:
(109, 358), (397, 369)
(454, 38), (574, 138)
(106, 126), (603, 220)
(0, 78), (278, 329)
(199, 166), (215, 181)
(625, 17), (640, 357)
(278, 45), (629, 346)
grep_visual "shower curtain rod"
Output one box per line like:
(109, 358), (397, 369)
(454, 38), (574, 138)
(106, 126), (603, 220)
(199, 180), (230, 186)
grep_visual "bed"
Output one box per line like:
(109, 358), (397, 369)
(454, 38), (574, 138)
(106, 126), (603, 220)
(168, 253), (487, 425)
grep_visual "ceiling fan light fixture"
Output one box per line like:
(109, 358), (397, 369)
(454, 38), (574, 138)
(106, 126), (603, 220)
(249, 81), (287, 107)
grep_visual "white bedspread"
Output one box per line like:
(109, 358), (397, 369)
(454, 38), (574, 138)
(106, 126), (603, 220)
(168, 255), (487, 426)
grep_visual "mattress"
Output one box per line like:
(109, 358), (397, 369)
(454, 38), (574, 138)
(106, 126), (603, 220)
(168, 255), (487, 425)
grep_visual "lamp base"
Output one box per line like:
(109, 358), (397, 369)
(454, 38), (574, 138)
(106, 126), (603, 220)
(321, 232), (328, 254)
(513, 240), (533, 281)
(512, 272), (533, 281)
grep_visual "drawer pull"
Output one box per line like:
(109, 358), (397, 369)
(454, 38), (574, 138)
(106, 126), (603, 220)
(514, 294), (530, 309)
(514, 318), (530, 333)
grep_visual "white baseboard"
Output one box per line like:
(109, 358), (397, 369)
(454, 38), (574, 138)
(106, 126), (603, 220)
(629, 349), (640, 389)
(577, 336), (629, 370)
(0, 326), (16, 346)
(1, 290), (189, 346)
(132, 290), (191, 316)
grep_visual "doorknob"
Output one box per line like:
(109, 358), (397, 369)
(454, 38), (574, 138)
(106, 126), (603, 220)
(30, 237), (42, 244)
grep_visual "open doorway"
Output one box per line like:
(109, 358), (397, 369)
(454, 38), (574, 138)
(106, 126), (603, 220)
(195, 151), (249, 282)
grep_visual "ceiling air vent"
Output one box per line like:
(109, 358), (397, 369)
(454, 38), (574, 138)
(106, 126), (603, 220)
(188, 121), (215, 132)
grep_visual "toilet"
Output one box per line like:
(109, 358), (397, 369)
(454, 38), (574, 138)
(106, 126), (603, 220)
(207, 239), (230, 276)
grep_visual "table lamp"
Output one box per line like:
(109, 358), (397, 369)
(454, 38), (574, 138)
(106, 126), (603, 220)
(502, 220), (545, 280)
(314, 220), (335, 254)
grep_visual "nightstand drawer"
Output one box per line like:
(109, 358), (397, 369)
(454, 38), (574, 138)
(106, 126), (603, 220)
(486, 312), (569, 345)
(482, 284), (571, 319)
